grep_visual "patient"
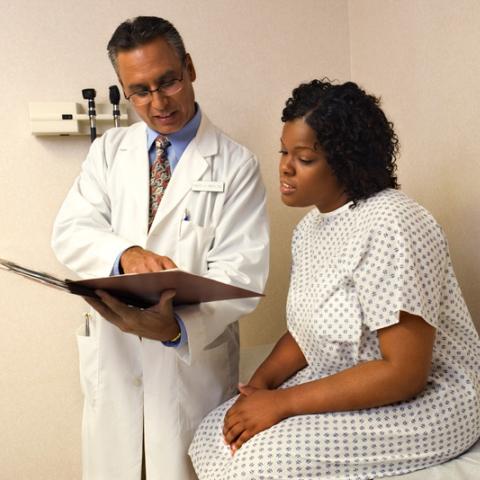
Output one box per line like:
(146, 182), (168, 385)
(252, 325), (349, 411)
(189, 79), (480, 479)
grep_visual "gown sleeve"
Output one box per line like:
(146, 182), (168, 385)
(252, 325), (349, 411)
(352, 200), (448, 331)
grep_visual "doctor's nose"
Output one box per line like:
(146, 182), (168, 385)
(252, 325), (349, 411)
(150, 90), (169, 110)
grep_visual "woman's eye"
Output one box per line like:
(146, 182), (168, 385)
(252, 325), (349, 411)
(278, 150), (287, 155)
(299, 158), (313, 164)
(134, 91), (149, 98)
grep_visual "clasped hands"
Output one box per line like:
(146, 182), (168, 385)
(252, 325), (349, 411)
(83, 247), (180, 341)
(223, 383), (287, 455)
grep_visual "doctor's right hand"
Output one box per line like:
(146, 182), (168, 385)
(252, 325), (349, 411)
(120, 246), (177, 274)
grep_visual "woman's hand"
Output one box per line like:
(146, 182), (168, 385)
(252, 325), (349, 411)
(223, 384), (288, 454)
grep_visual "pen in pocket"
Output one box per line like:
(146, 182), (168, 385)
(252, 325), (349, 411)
(84, 312), (91, 337)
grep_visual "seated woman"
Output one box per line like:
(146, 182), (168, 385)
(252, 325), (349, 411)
(189, 79), (480, 479)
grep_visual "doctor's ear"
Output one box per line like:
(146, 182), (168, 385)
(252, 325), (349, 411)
(184, 53), (196, 82)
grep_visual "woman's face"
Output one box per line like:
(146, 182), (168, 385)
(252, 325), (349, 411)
(279, 119), (348, 212)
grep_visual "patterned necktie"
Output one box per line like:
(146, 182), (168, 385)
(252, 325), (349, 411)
(149, 135), (171, 229)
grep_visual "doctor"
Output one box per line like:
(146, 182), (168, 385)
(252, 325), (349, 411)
(51, 16), (269, 480)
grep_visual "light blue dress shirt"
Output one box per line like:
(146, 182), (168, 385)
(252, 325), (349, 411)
(146, 104), (201, 169)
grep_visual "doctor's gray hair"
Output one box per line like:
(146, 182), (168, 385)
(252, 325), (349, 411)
(107, 16), (187, 73)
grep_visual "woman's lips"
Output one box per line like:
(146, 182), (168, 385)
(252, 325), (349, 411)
(280, 181), (296, 194)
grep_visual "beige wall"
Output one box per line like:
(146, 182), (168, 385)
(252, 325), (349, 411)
(0, 1), (350, 478)
(348, 0), (480, 331)
(0, 1), (478, 478)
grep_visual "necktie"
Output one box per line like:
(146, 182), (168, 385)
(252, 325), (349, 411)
(149, 135), (171, 229)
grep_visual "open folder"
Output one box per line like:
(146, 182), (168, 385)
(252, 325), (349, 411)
(0, 258), (263, 308)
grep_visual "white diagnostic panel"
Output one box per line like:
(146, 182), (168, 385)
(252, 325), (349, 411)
(29, 102), (129, 136)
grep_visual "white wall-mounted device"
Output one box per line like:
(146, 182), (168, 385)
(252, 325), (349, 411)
(29, 102), (128, 136)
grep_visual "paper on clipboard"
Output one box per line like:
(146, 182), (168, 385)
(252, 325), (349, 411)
(0, 257), (264, 308)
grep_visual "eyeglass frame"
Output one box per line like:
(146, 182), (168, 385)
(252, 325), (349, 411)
(124, 57), (188, 106)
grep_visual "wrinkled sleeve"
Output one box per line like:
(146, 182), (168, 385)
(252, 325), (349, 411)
(352, 208), (447, 331)
(51, 133), (135, 278)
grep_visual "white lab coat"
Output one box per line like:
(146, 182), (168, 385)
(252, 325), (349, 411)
(52, 114), (269, 480)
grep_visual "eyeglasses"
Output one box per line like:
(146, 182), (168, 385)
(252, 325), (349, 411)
(125, 61), (186, 106)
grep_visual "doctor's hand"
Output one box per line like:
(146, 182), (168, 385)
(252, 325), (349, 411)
(223, 384), (288, 454)
(84, 289), (180, 342)
(120, 246), (177, 274)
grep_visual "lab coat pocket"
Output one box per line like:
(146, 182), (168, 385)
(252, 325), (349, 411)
(178, 221), (215, 274)
(76, 323), (99, 406)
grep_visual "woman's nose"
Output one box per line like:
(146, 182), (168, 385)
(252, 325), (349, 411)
(280, 155), (294, 175)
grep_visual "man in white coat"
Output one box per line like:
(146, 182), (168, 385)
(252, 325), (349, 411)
(51, 16), (269, 480)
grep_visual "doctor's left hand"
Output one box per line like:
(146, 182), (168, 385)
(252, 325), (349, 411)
(84, 289), (180, 341)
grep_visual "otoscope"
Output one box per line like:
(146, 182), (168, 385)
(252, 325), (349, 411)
(82, 88), (97, 142)
(109, 85), (121, 127)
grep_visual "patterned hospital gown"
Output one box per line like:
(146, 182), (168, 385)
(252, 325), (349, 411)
(189, 189), (480, 480)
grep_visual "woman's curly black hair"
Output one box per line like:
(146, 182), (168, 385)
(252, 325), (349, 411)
(282, 79), (399, 204)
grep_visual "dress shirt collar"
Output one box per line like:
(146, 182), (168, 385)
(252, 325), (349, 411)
(146, 103), (202, 156)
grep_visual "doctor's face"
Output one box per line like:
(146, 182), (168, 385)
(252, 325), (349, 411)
(117, 37), (196, 134)
(279, 119), (348, 213)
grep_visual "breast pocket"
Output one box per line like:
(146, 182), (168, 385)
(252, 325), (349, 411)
(177, 220), (215, 274)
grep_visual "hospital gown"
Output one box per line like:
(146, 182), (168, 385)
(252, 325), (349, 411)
(189, 189), (480, 479)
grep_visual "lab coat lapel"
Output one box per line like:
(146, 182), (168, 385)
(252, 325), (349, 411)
(149, 115), (219, 231)
(118, 123), (150, 236)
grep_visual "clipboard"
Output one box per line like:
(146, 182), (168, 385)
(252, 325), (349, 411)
(0, 257), (264, 308)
